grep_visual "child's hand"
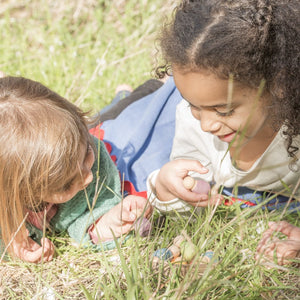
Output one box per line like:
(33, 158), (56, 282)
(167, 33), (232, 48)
(156, 159), (222, 207)
(92, 195), (152, 242)
(256, 221), (300, 265)
(12, 231), (55, 263)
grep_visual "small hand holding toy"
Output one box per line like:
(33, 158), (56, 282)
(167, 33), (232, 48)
(91, 195), (152, 242)
(183, 176), (223, 206)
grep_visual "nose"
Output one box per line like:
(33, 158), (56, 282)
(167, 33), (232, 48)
(199, 111), (221, 133)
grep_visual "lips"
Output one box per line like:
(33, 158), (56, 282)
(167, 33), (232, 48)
(217, 132), (236, 143)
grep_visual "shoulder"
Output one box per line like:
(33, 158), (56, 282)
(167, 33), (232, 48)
(90, 135), (120, 180)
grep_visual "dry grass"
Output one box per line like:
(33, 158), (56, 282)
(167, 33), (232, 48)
(0, 1), (299, 299)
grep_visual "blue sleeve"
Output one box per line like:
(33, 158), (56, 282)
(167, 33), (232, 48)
(100, 78), (182, 192)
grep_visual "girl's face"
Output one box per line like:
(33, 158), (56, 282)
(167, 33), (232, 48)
(45, 142), (95, 204)
(173, 67), (275, 149)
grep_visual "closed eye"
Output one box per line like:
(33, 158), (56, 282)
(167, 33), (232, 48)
(63, 178), (75, 191)
(189, 103), (234, 117)
(188, 103), (201, 110)
(215, 109), (234, 117)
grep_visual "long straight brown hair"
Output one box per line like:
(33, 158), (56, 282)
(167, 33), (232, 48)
(0, 76), (93, 255)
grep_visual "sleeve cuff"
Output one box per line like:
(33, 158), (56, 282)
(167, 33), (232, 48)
(146, 169), (193, 214)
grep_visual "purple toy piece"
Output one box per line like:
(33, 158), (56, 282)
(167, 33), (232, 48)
(134, 217), (152, 237)
(183, 176), (210, 195)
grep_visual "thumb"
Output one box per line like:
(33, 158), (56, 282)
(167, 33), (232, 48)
(120, 208), (136, 223)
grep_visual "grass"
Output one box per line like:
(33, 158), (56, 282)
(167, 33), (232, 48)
(0, 0), (174, 113)
(0, 0), (299, 299)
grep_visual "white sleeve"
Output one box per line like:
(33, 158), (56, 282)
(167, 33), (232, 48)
(146, 169), (193, 214)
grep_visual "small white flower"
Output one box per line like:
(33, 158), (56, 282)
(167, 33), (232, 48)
(108, 255), (120, 263)
(96, 58), (106, 66)
(256, 220), (265, 234)
(32, 287), (56, 300)
(54, 38), (63, 46)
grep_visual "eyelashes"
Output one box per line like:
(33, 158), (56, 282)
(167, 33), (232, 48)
(215, 109), (234, 117)
(188, 103), (235, 117)
(62, 180), (74, 191)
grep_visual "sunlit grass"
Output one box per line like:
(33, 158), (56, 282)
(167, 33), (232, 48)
(0, 0), (174, 113)
(0, 0), (299, 299)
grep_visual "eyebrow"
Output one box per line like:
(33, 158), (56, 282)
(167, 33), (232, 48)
(188, 100), (235, 110)
(201, 103), (234, 109)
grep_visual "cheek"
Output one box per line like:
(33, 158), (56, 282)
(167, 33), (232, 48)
(87, 150), (95, 168)
(190, 107), (201, 120)
(46, 190), (76, 204)
(237, 111), (268, 136)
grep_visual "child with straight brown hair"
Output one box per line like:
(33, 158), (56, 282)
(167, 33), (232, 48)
(0, 76), (151, 263)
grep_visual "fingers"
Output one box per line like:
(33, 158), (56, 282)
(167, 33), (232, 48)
(257, 235), (278, 254)
(256, 239), (300, 266)
(40, 238), (55, 262)
(120, 208), (137, 223)
(161, 159), (208, 176)
(178, 159), (208, 175)
(12, 237), (55, 263)
(268, 221), (300, 239)
(256, 223), (300, 266)
(184, 193), (223, 207)
(123, 195), (153, 218)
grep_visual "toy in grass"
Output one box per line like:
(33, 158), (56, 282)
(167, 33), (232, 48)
(173, 235), (197, 263)
(183, 176), (211, 195)
(133, 208), (152, 237)
(134, 217), (151, 237)
(151, 231), (217, 277)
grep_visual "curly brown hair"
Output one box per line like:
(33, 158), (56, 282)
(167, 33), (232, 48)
(156, 0), (300, 159)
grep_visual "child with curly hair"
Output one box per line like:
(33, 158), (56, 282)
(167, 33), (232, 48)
(147, 0), (299, 211)
(144, 0), (300, 263)
(0, 76), (151, 263)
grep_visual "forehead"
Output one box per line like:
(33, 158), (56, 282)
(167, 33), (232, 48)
(172, 67), (256, 107)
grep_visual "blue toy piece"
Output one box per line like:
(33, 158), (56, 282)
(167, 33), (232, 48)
(153, 248), (174, 261)
(204, 251), (214, 260)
